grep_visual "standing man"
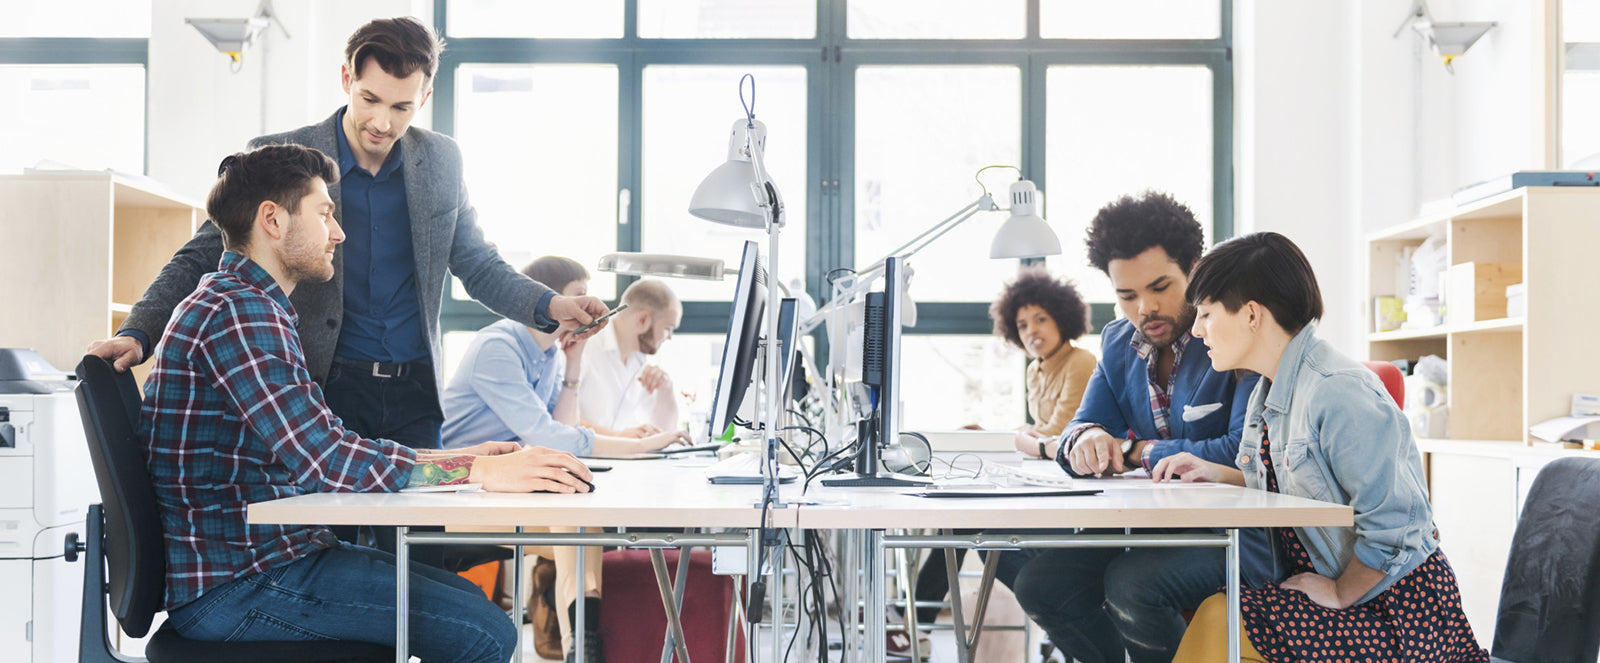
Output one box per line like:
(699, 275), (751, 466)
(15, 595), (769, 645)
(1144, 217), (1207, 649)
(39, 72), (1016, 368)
(1007, 191), (1269, 663)
(88, 16), (606, 449)
(578, 278), (684, 437)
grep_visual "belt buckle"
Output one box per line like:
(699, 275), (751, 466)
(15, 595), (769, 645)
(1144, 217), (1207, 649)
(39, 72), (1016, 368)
(372, 362), (396, 378)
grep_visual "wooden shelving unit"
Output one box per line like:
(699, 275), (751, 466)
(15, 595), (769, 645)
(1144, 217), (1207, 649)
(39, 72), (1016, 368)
(1364, 186), (1600, 643)
(0, 172), (201, 384)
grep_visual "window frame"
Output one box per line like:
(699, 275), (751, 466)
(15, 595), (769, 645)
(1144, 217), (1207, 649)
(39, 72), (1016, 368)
(432, 0), (1232, 343)
(0, 37), (150, 173)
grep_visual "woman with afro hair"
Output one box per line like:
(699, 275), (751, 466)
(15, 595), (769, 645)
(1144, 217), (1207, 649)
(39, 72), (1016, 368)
(990, 267), (1096, 458)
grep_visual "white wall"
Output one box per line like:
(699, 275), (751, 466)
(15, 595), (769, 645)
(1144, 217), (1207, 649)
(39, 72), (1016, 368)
(147, 0), (430, 202)
(1235, 0), (1553, 356)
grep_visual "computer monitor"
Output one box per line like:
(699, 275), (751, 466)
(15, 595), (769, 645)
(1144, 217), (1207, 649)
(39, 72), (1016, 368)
(821, 256), (929, 487)
(774, 297), (800, 403)
(707, 240), (765, 442)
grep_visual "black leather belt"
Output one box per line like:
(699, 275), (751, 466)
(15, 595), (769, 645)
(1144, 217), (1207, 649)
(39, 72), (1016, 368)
(333, 356), (415, 379)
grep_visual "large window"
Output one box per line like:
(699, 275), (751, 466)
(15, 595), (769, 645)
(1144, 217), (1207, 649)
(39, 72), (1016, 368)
(0, 0), (149, 175)
(435, 0), (1232, 425)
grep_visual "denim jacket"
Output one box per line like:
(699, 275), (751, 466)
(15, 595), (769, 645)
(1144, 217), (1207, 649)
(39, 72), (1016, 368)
(1236, 324), (1437, 605)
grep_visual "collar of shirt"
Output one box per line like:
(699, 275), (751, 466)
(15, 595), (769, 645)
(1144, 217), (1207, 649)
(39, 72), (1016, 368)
(1130, 329), (1192, 379)
(594, 323), (646, 371)
(219, 250), (296, 324)
(334, 106), (404, 181)
(516, 325), (561, 370)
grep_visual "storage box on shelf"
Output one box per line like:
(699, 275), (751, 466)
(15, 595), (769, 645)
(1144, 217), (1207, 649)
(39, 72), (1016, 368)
(0, 172), (202, 387)
(1364, 186), (1600, 645)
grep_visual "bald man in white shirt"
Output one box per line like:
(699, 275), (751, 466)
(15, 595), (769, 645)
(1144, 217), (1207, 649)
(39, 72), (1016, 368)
(578, 278), (683, 438)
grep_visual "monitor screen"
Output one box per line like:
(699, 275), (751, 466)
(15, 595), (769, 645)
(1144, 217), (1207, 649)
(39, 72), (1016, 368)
(707, 240), (765, 441)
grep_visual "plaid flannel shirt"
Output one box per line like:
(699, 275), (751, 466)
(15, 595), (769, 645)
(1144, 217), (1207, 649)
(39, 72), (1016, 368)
(141, 252), (417, 608)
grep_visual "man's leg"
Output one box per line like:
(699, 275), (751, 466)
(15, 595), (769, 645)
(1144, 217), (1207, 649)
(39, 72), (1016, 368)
(552, 526), (604, 652)
(1009, 545), (1126, 663)
(323, 360), (447, 567)
(166, 545), (516, 663)
(1103, 546), (1226, 663)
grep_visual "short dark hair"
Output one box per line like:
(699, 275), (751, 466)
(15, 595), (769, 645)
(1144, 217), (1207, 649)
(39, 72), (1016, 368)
(345, 17), (444, 82)
(1084, 190), (1206, 275)
(206, 145), (338, 252)
(989, 267), (1089, 350)
(1185, 231), (1323, 335)
(522, 256), (590, 295)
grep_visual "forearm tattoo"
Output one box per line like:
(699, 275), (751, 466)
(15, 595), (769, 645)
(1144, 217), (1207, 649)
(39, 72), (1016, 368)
(407, 454), (474, 487)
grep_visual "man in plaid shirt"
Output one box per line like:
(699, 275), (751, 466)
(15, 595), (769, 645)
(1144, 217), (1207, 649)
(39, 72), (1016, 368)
(142, 144), (596, 662)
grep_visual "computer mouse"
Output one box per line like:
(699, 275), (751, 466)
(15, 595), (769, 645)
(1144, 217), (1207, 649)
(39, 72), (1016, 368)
(532, 471), (595, 493)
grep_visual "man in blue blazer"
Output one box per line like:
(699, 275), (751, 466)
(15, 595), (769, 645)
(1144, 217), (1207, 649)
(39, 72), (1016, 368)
(1012, 192), (1264, 663)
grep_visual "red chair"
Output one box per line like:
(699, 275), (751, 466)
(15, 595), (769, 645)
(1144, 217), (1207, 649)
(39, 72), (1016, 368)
(1362, 360), (1406, 409)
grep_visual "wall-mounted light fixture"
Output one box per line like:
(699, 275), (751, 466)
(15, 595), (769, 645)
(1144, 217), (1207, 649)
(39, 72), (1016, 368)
(186, 0), (290, 72)
(1394, 0), (1497, 74)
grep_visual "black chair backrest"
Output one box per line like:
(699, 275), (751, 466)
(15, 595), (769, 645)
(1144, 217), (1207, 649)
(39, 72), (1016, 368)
(74, 355), (165, 638)
(1492, 456), (1600, 663)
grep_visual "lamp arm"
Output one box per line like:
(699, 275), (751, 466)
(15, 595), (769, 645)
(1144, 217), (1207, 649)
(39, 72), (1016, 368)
(796, 193), (997, 335)
(745, 120), (785, 229)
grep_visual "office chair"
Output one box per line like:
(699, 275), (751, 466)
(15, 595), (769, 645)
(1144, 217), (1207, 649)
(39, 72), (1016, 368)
(71, 355), (392, 663)
(1360, 361), (1406, 409)
(1489, 456), (1600, 663)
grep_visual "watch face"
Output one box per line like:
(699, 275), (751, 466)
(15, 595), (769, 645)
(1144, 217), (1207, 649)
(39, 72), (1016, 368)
(1120, 437), (1135, 454)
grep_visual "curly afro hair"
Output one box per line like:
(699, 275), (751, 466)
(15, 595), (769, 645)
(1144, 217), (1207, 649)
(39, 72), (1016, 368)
(1084, 190), (1206, 275)
(989, 267), (1089, 351)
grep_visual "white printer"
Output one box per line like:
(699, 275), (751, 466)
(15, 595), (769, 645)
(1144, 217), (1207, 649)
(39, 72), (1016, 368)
(0, 349), (97, 663)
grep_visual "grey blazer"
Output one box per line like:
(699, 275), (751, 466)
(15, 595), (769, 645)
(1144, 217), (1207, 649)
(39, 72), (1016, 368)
(120, 108), (554, 385)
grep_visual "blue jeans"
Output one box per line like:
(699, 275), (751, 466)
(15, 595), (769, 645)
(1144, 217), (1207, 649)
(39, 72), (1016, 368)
(168, 544), (515, 663)
(1004, 536), (1224, 663)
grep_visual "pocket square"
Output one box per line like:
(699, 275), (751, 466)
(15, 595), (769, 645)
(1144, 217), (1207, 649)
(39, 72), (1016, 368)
(1182, 403), (1223, 422)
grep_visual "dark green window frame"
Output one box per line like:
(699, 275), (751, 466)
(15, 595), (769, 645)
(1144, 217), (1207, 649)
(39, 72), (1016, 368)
(433, 0), (1232, 342)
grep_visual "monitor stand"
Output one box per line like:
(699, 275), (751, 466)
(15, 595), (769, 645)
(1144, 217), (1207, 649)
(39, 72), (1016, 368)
(819, 418), (930, 488)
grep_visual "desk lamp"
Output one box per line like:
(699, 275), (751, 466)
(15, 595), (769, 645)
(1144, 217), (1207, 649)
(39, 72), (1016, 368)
(686, 74), (789, 639)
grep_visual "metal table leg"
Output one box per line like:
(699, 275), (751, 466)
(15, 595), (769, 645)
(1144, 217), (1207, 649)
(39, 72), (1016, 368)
(576, 526), (587, 663)
(396, 526), (409, 663)
(941, 542), (970, 663)
(513, 526), (524, 663)
(1227, 528), (1240, 663)
(650, 549), (695, 662)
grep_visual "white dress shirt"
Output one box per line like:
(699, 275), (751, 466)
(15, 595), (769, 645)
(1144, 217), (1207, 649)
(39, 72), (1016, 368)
(577, 325), (679, 432)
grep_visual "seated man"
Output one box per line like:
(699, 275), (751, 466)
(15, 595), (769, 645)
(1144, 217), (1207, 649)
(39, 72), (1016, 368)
(1009, 191), (1268, 663)
(577, 278), (683, 437)
(142, 144), (594, 663)
(440, 255), (688, 661)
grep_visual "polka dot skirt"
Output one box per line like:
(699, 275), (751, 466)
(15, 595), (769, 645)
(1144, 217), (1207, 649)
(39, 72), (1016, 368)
(1239, 429), (1489, 663)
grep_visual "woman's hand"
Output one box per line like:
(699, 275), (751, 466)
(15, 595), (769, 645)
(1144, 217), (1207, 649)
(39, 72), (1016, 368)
(558, 330), (587, 362)
(1013, 429), (1047, 458)
(1281, 572), (1346, 609)
(1151, 452), (1243, 485)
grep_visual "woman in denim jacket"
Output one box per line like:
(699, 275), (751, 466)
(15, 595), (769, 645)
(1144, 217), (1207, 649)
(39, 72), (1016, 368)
(1154, 232), (1486, 663)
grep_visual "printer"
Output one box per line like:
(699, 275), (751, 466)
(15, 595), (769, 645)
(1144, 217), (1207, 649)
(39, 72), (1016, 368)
(0, 349), (97, 662)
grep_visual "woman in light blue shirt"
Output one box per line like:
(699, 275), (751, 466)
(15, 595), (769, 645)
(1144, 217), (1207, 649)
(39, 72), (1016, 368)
(441, 256), (687, 455)
(1157, 232), (1485, 663)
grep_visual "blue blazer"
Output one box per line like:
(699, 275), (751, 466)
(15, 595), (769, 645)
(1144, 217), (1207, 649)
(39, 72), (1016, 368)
(1065, 318), (1257, 474)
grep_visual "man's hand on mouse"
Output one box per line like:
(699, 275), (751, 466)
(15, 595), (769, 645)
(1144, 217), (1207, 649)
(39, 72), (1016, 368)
(468, 446), (595, 493)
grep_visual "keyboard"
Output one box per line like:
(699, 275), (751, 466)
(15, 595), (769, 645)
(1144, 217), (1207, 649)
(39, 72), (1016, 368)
(982, 462), (1074, 488)
(702, 452), (798, 484)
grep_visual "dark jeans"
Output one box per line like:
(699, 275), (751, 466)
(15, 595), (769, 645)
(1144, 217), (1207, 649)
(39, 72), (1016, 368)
(168, 544), (515, 663)
(323, 358), (446, 568)
(1006, 534), (1224, 663)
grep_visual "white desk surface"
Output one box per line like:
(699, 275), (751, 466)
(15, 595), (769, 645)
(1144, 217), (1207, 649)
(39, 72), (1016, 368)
(794, 475), (1353, 530)
(249, 455), (1351, 533)
(248, 457), (799, 529)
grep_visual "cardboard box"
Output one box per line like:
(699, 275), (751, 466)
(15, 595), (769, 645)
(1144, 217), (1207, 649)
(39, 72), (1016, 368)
(1446, 262), (1521, 323)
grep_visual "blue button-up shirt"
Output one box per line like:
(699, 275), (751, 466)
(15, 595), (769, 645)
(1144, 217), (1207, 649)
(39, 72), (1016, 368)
(333, 108), (427, 364)
(439, 319), (595, 455)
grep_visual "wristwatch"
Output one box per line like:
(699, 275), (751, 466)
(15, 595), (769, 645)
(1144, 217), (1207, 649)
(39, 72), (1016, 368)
(1038, 440), (1050, 460)
(1119, 436), (1136, 456)
(562, 378), (581, 389)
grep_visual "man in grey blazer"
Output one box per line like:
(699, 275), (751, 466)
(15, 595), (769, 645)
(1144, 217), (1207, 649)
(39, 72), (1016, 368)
(87, 16), (608, 452)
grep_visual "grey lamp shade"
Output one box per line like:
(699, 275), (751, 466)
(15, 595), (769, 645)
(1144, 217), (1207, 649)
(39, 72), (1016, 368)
(186, 17), (268, 53)
(989, 179), (1061, 259)
(688, 159), (767, 229)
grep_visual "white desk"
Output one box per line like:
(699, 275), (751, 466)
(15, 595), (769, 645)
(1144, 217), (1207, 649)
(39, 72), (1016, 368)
(250, 459), (1352, 663)
(250, 458), (794, 663)
(799, 473), (1353, 663)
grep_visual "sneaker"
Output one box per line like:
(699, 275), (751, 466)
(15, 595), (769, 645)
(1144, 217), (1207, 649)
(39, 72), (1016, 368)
(565, 598), (604, 663)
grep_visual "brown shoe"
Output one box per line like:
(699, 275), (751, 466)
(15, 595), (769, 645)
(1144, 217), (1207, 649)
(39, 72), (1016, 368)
(529, 557), (563, 660)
